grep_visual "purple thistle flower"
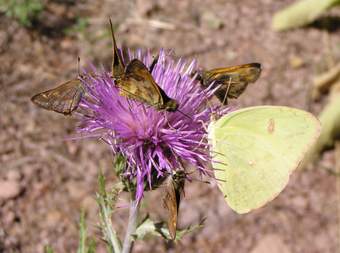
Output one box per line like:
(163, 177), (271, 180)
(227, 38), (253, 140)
(76, 49), (225, 201)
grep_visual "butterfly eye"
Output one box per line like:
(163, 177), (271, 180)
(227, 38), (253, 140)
(165, 100), (179, 112)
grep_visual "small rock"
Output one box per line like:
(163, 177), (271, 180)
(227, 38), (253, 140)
(46, 210), (63, 227)
(3, 211), (16, 225)
(60, 38), (73, 50)
(0, 181), (21, 200)
(291, 195), (307, 210)
(201, 11), (224, 30)
(289, 56), (304, 69)
(81, 195), (96, 210)
(136, 0), (157, 16)
(81, 196), (97, 217)
(6, 170), (22, 181)
(66, 181), (87, 199)
(251, 234), (290, 253)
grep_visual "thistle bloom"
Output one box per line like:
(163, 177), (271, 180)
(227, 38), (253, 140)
(77, 50), (225, 201)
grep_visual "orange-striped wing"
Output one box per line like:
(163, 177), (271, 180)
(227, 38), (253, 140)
(201, 63), (261, 104)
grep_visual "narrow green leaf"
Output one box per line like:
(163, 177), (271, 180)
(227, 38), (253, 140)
(304, 93), (340, 162)
(77, 210), (87, 253)
(113, 153), (127, 176)
(98, 170), (107, 198)
(96, 173), (122, 253)
(86, 239), (96, 253)
(44, 246), (54, 253)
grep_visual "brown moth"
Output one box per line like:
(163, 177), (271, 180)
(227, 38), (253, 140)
(31, 59), (86, 115)
(197, 63), (262, 105)
(162, 170), (186, 240)
(108, 21), (178, 112)
(118, 59), (179, 112)
(31, 79), (84, 115)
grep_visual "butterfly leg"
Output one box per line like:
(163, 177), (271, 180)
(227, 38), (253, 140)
(165, 113), (176, 131)
(221, 77), (232, 105)
(126, 98), (134, 111)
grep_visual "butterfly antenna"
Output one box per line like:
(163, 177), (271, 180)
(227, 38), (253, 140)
(222, 77), (232, 105)
(205, 99), (221, 122)
(109, 18), (116, 76)
(121, 43), (130, 65)
(149, 54), (159, 73)
(109, 19), (117, 49)
(177, 109), (192, 120)
(109, 18), (124, 77)
(77, 56), (81, 77)
(205, 98), (214, 114)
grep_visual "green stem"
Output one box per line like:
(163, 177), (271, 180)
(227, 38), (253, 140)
(101, 202), (122, 253)
(122, 196), (140, 253)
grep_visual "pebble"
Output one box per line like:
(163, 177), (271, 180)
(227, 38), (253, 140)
(201, 11), (224, 30)
(0, 181), (21, 200)
(250, 234), (290, 253)
(66, 181), (87, 199)
(6, 170), (22, 181)
(289, 56), (305, 69)
(46, 210), (63, 227)
(3, 211), (16, 225)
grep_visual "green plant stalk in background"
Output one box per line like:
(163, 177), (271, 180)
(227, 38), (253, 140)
(77, 210), (96, 253)
(45, 210), (96, 253)
(122, 197), (140, 253)
(97, 172), (122, 253)
(272, 0), (340, 31)
(305, 93), (340, 164)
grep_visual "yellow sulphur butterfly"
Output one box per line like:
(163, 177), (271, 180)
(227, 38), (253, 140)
(208, 106), (321, 214)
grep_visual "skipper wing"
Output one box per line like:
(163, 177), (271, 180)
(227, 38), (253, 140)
(31, 79), (84, 115)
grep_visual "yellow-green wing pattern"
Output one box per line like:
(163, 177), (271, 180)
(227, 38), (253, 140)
(208, 106), (320, 214)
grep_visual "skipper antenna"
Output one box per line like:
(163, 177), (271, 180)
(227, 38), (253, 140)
(77, 56), (81, 75)
(177, 109), (192, 120)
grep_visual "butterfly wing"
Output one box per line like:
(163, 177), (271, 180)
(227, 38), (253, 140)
(162, 172), (185, 240)
(118, 59), (165, 108)
(31, 79), (84, 115)
(208, 106), (320, 214)
(109, 19), (125, 79)
(203, 63), (261, 104)
(163, 177), (179, 240)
